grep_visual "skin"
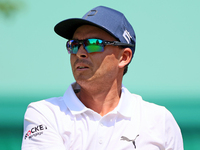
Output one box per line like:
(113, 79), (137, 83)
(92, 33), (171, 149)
(70, 25), (132, 116)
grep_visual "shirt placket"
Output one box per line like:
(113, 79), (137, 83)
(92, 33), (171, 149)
(95, 115), (116, 150)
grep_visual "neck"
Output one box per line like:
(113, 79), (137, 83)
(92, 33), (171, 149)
(76, 79), (122, 116)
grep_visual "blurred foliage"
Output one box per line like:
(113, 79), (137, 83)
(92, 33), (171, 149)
(0, 0), (24, 18)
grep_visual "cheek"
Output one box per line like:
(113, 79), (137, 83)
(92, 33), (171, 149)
(99, 54), (119, 71)
(70, 55), (75, 68)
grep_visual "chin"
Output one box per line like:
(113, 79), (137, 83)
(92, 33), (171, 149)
(75, 75), (98, 86)
(75, 76), (91, 84)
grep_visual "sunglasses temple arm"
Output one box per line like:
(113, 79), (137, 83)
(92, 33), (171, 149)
(107, 41), (135, 47)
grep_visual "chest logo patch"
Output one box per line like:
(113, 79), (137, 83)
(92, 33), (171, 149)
(120, 134), (139, 149)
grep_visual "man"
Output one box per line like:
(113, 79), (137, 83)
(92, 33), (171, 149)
(22, 6), (183, 150)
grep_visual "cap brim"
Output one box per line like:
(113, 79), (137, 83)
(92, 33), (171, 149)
(54, 18), (117, 40)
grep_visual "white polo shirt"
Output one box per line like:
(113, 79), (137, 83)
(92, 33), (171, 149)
(22, 82), (183, 150)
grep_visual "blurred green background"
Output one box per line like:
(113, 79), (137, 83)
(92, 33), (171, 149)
(0, 0), (199, 149)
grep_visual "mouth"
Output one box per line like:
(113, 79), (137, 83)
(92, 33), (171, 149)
(77, 66), (89, 69)
(76, 64), (90, 70)
(74, 59), (92, 71)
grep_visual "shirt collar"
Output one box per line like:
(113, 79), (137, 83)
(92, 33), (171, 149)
(114, 85), (136, 118)
(63, 82), (89, 115)
(63, 82), (136, 117)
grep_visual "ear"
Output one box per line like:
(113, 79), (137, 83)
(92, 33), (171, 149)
(119, 48), (132, 68)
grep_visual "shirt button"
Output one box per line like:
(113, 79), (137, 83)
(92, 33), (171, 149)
(99, 139), (103, 144)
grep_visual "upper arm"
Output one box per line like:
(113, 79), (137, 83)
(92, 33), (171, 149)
(22, 103), (66, 150)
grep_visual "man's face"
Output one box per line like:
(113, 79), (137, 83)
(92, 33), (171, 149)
(70, 25), (123, 86)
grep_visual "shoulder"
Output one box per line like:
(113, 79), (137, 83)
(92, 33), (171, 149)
(134, 94), (168, 116)
(27, 97), (65, 113)
(140, 97), (177, 125)
(28, 96), (66, 112)
(131, 93), (175, 128)
(24, 96), (72, 125)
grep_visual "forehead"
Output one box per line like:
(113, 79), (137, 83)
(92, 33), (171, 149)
(73, 25), (117, 41)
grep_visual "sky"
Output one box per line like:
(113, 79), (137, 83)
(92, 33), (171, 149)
(1, 0), (200, 103)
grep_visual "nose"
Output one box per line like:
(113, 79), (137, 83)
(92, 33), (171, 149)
(76, 45), (88, 58)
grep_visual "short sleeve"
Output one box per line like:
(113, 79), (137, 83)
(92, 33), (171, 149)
(165, 109), (184, 150)
(21, 103), (66, 150)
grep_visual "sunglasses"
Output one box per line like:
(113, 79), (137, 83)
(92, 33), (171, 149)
(66, 38), (135, 54)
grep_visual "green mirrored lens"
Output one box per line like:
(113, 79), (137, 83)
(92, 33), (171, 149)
(85, 39), (104, 53)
